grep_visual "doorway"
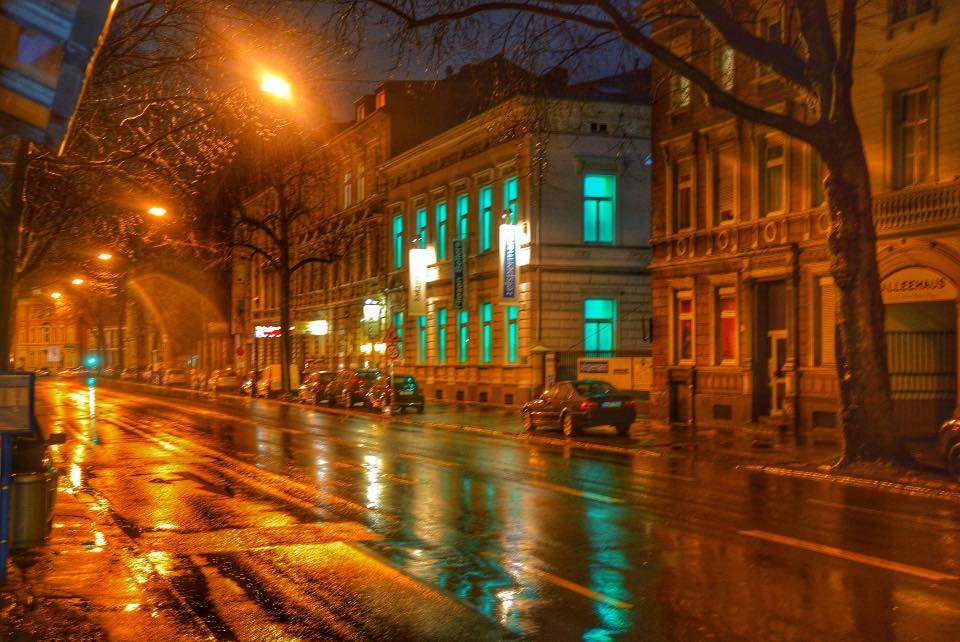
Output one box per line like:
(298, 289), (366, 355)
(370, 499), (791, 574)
(885, 301), (957, 438)
(753, 280), (787, 419)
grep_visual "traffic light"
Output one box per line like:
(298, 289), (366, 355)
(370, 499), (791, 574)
(85, 355), (98, 368)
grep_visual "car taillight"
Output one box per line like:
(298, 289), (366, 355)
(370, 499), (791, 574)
(579, 399), (600, 412)
(351, 378), (364, 386)
(624, 400), (635, 409)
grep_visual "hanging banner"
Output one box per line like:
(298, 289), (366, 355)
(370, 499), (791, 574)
(499, 224), (519, 301)
(409, 247), (431, 316)
(452, 239), (467, 310)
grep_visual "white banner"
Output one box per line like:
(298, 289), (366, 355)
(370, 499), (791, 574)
(499, 224), (519, 302)
(409, 247), (431, 316)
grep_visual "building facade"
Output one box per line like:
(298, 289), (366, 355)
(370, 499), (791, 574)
(234, 62), (653, 405)
(13, 296), (86, 370)
(648, 1), (960, 442)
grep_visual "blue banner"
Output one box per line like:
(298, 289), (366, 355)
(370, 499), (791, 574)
(452, 239), (466, 310)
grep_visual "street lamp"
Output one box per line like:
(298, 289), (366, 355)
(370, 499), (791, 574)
(147, 206), (167, 217)
(71, 278), (85, 285)
(96, 252), (113, 261)
(259, 73), (292, 100)
(50, 291), (62, 300)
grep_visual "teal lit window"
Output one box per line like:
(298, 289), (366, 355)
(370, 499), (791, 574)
(435, 201), (448, 260)
(393, 311), (404, 356)
(479, 185), (492, 252)
(392, 214), (404, 268)
(505, 305), (518, 364)
(417, 316), (427, 363)
(584, 298), (615, 355)
(583, 174), (615, 244)
(456, 193), (469, 241)
(457, 310), (469, 363)
(481, 302), (492, 363)
(415, 207), (428, 248)
(503, 176), (518, 224)
(437, 307), (447, 364)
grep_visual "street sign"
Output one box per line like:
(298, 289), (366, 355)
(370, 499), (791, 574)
(0, 372), (33, 434)
(235, 346), (245, 357)
(386, 344), (400, 361)
(46, 345), (61, 362)
(386, 327), (401, 344)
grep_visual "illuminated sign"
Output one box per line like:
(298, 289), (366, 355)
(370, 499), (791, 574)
(408, 247), (433, 316)
(306, 320), (328, 336)
(254, 325), (282, 338)
(452, 239), (466, 310)
(499, 224), (519, 301)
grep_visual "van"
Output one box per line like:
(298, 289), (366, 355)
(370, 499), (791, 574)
(256, 364), (300, 397)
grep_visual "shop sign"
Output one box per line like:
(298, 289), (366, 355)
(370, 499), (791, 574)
(881, 267), (957, 304)
(499, 224), (519, 301)
(452, 239), (466, 310)
(255, 325), (282, 338)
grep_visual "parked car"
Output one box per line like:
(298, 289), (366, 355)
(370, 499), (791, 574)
(256, 364), (301, 398)
(367, 374), (424, 413)
(100, 367), (117, 378)
(207, 368), (240, 393)
(241, 370), (260, 396)
(162, 368), (189, 386)
(939, 415), (960, 480)
(326, 368), (382, 408)
(297, 371), (337, 404)
(57, 366), (82, 377)
(521, 380), (636, 437)
(35, 368), (52, 377)
(120, 367), (140, 381)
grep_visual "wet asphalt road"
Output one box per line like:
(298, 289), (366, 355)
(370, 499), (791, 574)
(35, 379), (960, 641)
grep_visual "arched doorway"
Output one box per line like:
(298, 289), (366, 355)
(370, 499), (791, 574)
(881, 267), (958, 437)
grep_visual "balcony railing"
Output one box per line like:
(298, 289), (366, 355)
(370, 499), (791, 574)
(874, 181), (960, 232)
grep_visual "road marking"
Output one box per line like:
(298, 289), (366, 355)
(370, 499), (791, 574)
(806, 499), (960, 530)
(481, 552), (632, 609)
(397, 453), (460, 469)
(739, 529), (960, 582)
(523, 479), (624, 504)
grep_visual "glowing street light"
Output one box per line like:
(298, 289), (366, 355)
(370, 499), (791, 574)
(147, 206), (167, 217)
(50, 291), (62, 300)
(71, 278), (85, 285)
(259, 73), (292, 100)
(97, 252), (113, 261)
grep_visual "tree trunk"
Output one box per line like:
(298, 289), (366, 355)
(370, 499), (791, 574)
(279, 268), (292, 395)
(0, 139), (29, 369)
(824, 134), (911, 465)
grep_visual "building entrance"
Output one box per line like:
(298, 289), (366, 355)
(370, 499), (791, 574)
(885, 301), (957, 438)
(753, 280), (786, 420)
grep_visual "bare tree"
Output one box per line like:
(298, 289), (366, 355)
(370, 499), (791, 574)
(334, 0), (907, 463)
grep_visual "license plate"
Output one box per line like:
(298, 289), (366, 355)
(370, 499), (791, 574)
(602, 401), (622, 408)
(398, 390), (413, 396)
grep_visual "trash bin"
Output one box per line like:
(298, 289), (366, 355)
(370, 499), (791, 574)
(9, 461), (59, 548)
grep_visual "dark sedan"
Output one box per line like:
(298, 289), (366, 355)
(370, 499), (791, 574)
(297, 371), (337, 404)
(939, 415), (960, 479)
(522, 380), (635, 437)
(326, 368), (382, 408)
(367, 374), (425, 413)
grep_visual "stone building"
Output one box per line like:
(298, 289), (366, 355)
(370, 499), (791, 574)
(648, 1), (960, 442)
(12, 296), (86, 370)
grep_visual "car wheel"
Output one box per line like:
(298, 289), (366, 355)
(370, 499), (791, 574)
(947, 441), (960, 481)
(616, 423), (631, 437)
(521, 411), (534, 433)
(562, 413), (578, 437)
(314, 393), (322, 405)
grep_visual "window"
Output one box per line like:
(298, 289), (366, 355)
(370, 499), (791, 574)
(891, 0), (933, 25)
(583, 298), (615, 356)
(357, 162), (365, 202)
(415, 207), (428, 247)
(503, 176), (518, 223)
(673, 158), (693, 232)
(670, 73), (691, 111)
(505, 305), (518, 364)
(375, 90), (386, 109)
(713, 44), (735, 91)
(717, 289), (737, 363)
(456, 193), (469, 241)
(393, 311), (404, 358)
(479, 185), (493, 252)
(761, 140), (785, 215)
(675, 291), (694, 363)
(814, 277), (836, 366)
(436, 307), (447, 364)
(712, 145), (736, 225)
(343, 171), (352, 208)
(457, 310), (469, 363)
(583, 174), (615, 243)
(435, 201), (448, 260)
(417, 316), (427, 363)
(392, 215), (404, 268)
(898, 87), (930, 187)
(479, 302), (493, 363)
(809, 149), (826, 207)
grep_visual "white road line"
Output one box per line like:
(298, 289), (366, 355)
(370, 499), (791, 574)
(806, 499), (960, 530)
(523, 479), (625, 505)
(739, 529), (959, 582)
